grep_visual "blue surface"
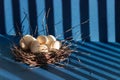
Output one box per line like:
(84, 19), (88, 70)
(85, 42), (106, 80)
(0, 0), (120, 80)
(0, 35), (120, 80)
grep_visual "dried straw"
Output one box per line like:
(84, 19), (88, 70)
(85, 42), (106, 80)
(11, 43), (73, 67)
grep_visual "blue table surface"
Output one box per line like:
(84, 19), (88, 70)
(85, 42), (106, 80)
(0, 35), (120, 80)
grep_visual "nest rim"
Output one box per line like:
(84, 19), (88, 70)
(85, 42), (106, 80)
(11, 44), (73, 67)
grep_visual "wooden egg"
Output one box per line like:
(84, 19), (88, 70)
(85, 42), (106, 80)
(20, 35), (36, 50)
(37, 35), (48, 44)
(30, 40), (48, 53)
(50, 41), (61, 51)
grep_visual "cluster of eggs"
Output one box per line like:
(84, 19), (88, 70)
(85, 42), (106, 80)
(19, 35), (61, 53)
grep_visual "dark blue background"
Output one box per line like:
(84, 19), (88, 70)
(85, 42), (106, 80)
(0, 0), (119, 42)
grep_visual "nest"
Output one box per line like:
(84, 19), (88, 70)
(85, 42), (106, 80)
(11, 44), (73, 67)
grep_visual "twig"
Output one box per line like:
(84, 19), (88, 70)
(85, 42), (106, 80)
(46, 8), (51, 18)
(42, 12), (46, 35)
(56, 24), (80, 39)
(37, 8), (45, 18)
(15, 23), (22, 37)
(56, 19), (89, 39)
(24, 12), (33, 36)
(34, 25), (38, 36)
(46, 24), (49, 35)
(81, 19), (89, 24)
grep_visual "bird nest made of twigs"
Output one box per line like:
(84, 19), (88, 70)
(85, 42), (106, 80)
(11, 35), (73, 67)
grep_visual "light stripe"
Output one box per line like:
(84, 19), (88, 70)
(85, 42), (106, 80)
(71, 59), (107, 80)
(89, 0), (99, 41)
(36, 0), (46, 35)
(71, 0), (81, 41)
(107, 0), (115, 42)
(76, 56), (120, 79)
(53, 0), (64, 40)
(19, 0), (30, 35)
(4, 0), (15, 35)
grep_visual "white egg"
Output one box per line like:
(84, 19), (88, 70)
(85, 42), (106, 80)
(46, 35), (56, 47)
(50, 41), (61, 51)
(47, 35), (56, 42)
(30, 40), (48, 53)
(37, 35), (48, 44)
(20, 35), (36, 50)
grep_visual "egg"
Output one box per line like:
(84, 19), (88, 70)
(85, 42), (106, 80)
(50, 41), (61, 51)
(39, 44), (49, 53)
(20, 35), (36, 50)
(30, 40), (48, 53)
(37, 35), (48, 44)
(47, 35), (56, 42)
(46, 35), (56, 47)
(30, 40), (41, 53)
